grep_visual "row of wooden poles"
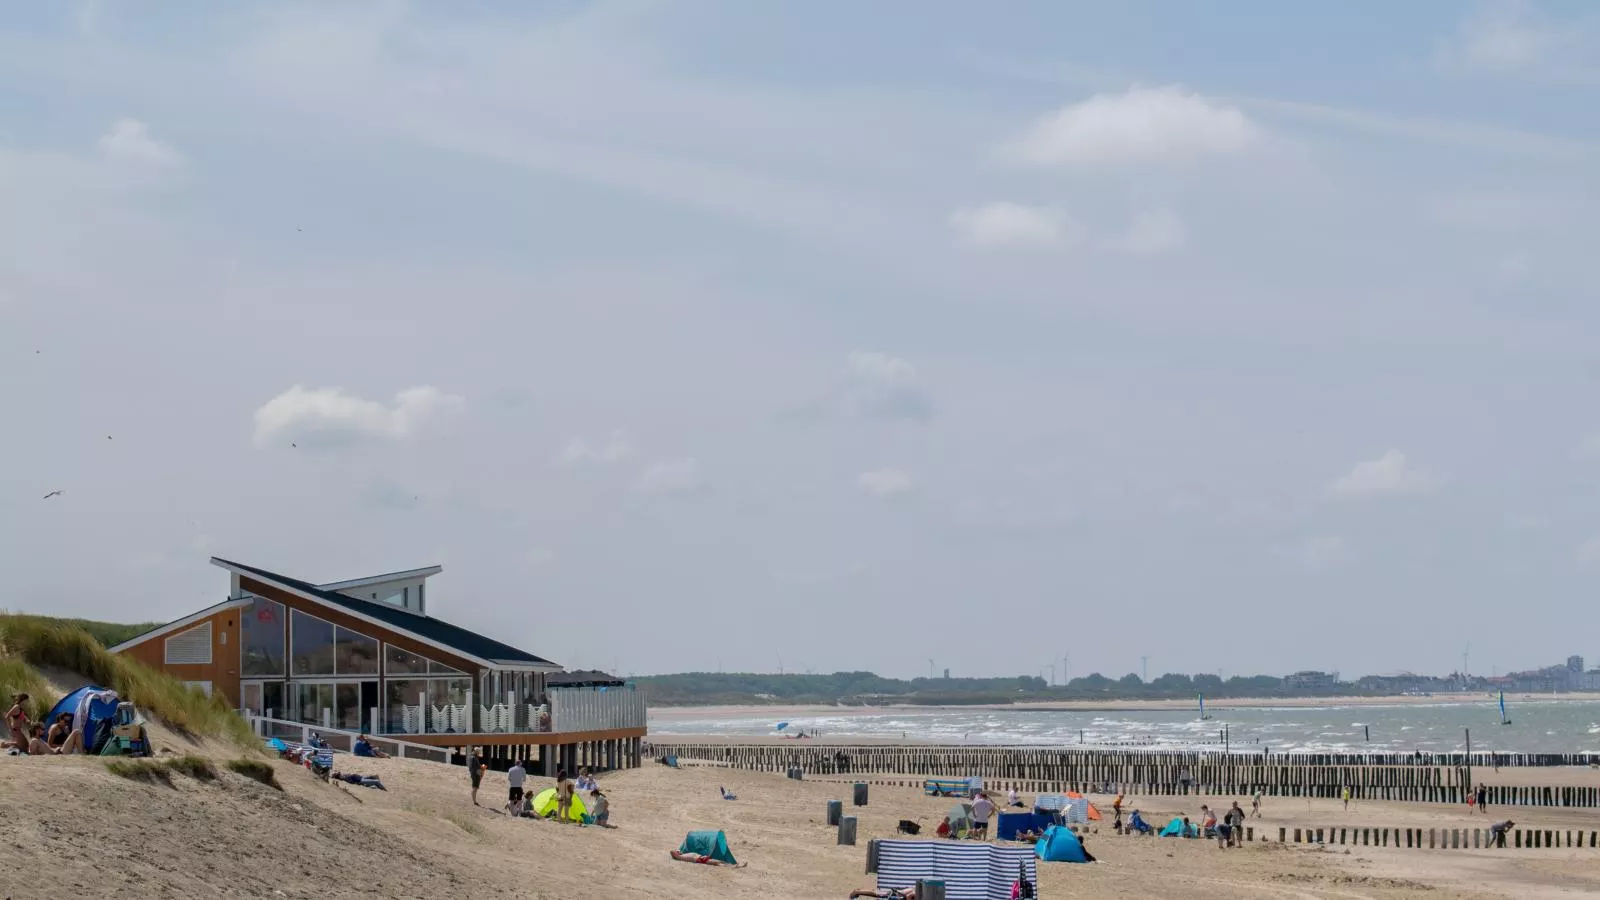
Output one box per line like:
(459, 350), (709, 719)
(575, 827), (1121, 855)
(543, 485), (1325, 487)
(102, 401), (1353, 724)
(657, 743), (1600, 808)
(1268, 825), (1600, 850)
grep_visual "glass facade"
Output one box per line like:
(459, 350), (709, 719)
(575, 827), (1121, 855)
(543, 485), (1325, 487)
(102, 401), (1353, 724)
(334, 628), (379, 675)
(240, 597), (286, 676)
(290, 610), (336, 676)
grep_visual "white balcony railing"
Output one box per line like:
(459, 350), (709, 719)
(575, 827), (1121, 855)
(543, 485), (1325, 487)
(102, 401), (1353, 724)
(548, 684), (646, 733)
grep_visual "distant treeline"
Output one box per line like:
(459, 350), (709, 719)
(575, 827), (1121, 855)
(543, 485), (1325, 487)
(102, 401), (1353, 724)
(635, 671), (1369, 706)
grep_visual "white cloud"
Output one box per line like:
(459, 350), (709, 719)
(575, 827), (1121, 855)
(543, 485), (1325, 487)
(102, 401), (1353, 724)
(1102, 207), (1188, 255)
(1281, 535), (1350, 572)
(1005, 85), (1260, 167)
(856, 467), (914, 497)
(556, 429), (636, 465)
(1327, 450), (1439, 498)
(98, 119), (185, 167)
(635, 458), (703, 495)
(1436, 5), (1596, 80)
(251, 385), (462, 448)
(948, 202), (1076, 249)
(832, 351), (932, 421)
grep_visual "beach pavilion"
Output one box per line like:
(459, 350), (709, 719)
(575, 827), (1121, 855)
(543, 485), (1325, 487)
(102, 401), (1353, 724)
(108, 556), (646, 772)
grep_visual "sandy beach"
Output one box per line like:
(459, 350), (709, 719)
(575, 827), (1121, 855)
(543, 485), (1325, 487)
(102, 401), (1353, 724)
(7, 724), (1600, 898)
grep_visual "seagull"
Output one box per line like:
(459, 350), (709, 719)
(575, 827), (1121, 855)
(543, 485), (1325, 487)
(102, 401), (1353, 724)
(42, 490), (63, 499)
(291, 442), (297, 448)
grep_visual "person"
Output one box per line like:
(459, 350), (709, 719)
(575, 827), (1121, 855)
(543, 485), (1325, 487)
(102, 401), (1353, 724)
(4, 694), (30, 750)
(576, 767), (597, 791)
(555, 768), (574, 823)
(1113, 809), (1124, 834)
(1251, 788), (1262, 818)
(849, 889), (915, 899)
(1181, 816), (1194, 838)
(1475, 783), (1488, 814)
(505, 759), (527, 815)
(26, 724), (53, 755)
(970, 791), (995, 839)
(1112, 793), (1124, 819)
(353, 734), (389, 758)
(1226, 802), (1246, 846)
(467, 747), (484, 806)
(1341, 785), (1351, 811)
(936, 816), (952, 838)
(1007, 787), (1022, 808)
(669, 850), (742, 867)
(719, 786), (738, 800)
(1201, 806), (1217, 838)
(590, 788), (614, 827)
(1489, 819), (1514, 848)
(47, 714), (72, 750)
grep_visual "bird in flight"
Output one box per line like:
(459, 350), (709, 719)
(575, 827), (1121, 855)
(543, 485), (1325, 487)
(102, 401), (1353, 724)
(42, 490), (63, 499)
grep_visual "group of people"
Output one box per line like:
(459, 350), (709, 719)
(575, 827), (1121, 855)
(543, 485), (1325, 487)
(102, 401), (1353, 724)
(3, 693), (86, 756)
(467, 751), (613, 828)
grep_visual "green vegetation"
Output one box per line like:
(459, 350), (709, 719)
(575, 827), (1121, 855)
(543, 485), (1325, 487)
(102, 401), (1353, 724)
(0, 657), (53, 721)
(48, 617), (163, 649)
(225, 758), (282, 790)
(106, 755), (218, 785)
(0, 613), (257, 750)
(636, 670), (1362, 706)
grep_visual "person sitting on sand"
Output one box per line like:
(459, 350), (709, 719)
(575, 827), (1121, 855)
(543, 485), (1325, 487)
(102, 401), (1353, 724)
(1007, 787), (1023, 808)
(4, 694), (30, 750)
(576, 767), (597, 792)
(936, 816), (952, 838)
(353, 734), (388, 758)
(26, 724), (54, 755)
(590, 789), (615, 828)
(45, 715), (84, 755)
(669, 850), (743, 867)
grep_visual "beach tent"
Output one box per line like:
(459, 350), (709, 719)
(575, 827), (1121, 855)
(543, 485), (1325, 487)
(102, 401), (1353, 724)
(1035, 825), (1090, 863)
(946, 802), (975, 834)
(678, 830), (737, 865)
(996, 811), (1052, 841)
(1159, 817), (1195, 838)
(1064, 791), (1102, 821)
(44, 686), (121, 753)
(531, 788), (588, 822)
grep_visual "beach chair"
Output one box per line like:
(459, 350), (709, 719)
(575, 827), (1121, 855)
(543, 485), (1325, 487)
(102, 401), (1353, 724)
(874, 839), (1036, 900)
(309, 749), (334, 781)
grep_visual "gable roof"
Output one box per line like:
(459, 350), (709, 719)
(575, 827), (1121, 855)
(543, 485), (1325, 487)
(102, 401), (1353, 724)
(210, 557), (559, 670)
(106, 597), (254, 654)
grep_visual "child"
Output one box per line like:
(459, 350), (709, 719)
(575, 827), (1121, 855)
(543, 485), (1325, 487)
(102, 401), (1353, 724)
(590, 789), (614, 828)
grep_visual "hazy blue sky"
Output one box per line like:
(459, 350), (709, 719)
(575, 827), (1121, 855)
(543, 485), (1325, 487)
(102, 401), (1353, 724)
(4, 1), (1599, 681)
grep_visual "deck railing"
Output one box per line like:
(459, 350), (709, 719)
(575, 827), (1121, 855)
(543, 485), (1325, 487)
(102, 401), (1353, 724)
(248, 715), (454, 764)
(549, 684), (646, 733)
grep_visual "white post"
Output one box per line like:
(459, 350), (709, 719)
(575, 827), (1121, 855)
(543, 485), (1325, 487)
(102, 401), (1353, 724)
(466, 689), (474, 734)
(301, 724), (311, 745)
(370, 706), (379, 736)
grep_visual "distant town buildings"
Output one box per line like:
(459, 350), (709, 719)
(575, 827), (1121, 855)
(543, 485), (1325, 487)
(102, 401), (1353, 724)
(1282, 670), (1339, 692)
(1303, 655), (1600, 696)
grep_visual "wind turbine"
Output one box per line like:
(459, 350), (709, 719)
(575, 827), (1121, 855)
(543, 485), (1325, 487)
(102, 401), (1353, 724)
(928, 658), (935, 680)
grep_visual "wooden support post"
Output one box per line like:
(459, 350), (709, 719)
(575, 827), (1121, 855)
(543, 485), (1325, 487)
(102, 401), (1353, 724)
(838, 816), (858, 846)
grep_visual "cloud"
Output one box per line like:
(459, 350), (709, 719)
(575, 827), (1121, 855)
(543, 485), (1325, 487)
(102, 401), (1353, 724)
(98, 119), (185, 167)
(556, 429), (636, 465)
(1004, 85), (1260, 167)
(1102, 207), (1188, 255)
(635, 458), (703, 495)
(251, 385), (463, 448)
(828, 352), (933, 422)
(948, 202), (1076, 249)
(1281, 535), (1350, 572)
(1327, 450), (1439, 498)
(1436, 4), (1597, 81)
(856, 467), (914, 497)
(361, 479), (421, 510)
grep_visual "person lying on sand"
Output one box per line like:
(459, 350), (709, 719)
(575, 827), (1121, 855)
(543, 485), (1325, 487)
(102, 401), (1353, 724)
(849, 889), (915, 899)
(669, 851), (744, 867)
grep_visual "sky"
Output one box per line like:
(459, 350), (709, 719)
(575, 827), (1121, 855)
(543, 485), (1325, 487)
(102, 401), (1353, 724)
(3, 1), (1599, 682)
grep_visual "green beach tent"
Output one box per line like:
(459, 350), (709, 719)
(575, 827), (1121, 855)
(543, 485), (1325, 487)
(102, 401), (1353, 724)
(678, 830), (737, 865)
(532, 788), (588, 822)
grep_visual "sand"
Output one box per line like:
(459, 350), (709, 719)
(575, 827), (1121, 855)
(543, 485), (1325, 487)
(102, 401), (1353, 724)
(6, 731), (1600, 899)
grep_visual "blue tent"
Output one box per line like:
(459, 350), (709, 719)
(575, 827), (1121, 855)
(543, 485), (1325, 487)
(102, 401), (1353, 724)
(1035, 825), (1090, 863)
(679, 830), (737, 865)
(44, 686), (121, 752)
(997, 811), (1053, 841)
(1159, 817), (1196, 838)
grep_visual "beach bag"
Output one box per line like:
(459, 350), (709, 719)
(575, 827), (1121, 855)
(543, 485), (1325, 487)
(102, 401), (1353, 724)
(897, 820), (921, 835)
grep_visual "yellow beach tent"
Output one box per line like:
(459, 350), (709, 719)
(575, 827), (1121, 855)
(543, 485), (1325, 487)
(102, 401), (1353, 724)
(531, 788), (588, 822)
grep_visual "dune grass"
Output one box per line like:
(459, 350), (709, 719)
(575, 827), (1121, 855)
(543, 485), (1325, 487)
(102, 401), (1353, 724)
(106, 755), (218, 785)
(0, 657), (53, 721)
(225, 758), (282, 790)
(0, 613), (258, 750)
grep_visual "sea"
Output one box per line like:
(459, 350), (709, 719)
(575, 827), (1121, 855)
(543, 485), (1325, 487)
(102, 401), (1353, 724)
(651, 699), (1600, 754)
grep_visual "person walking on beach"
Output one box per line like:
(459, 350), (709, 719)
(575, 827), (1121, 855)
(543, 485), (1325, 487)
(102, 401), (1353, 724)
(1251, 788), (1262, 818)
(505, 759), (527, 815)
(467, 747), (484, 806)
(1341, 786), (1351, 811)
(1475, 783), (1488, 814)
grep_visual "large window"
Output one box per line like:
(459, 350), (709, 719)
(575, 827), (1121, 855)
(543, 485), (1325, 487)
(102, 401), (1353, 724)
(292, 610), (379, 676)
(240, 681), (285, 718)
(334, 628), (379, 675)
(290, 683), (334, 727)
(290, 610), (336, 676)
(385, 677), (475, 733)
(384, 643), (464, 676)
(240, 597), (286, 676)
